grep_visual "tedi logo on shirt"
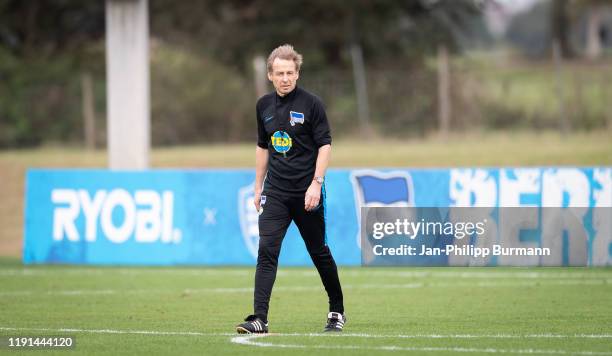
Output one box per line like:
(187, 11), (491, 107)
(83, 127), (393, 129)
(271, 130), (292, 154)
(289, 111), (304, 126)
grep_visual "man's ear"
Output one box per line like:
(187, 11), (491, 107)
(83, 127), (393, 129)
(267, 72), (273, 82)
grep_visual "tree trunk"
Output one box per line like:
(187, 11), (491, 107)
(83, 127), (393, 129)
(585, 6), (602, 60)
(551, 0), (573, 59)
(81, 72), (96, 149)
(252, 55), (267, 99)
(350, 41), (371, 137)
(552, 39), (571, 136)
(437, 44), (451, 138)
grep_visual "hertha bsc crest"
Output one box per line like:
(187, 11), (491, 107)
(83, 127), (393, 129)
(350, 170), (415, 252)
(289, 111), (304, 126)
(238, 183), (260, 259)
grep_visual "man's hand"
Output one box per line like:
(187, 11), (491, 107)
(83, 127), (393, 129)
(304, 181), (321, 211)
(254, 188), (262, 212)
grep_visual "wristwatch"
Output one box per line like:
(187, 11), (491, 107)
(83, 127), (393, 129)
(313, 176), (325, 184)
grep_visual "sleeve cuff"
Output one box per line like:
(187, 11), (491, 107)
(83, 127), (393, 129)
(315, 140), (332, 148)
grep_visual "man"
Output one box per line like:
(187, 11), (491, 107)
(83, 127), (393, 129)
(236, 44), (345, 334)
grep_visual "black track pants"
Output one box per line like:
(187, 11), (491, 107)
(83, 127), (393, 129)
(253, 192), (344, 323)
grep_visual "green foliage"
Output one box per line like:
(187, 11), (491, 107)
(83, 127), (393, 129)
(0, 0), (104, 58)
(453, 57), (612, 131)
(0, 48), (84, 147)
(0, 0), (488, 147)
(150, 0), (485, 71)
(0, 0), (107, 148)
(151, 42), (252, 145)
(1, 0), (608, 148)
(300, 69), (438, 138)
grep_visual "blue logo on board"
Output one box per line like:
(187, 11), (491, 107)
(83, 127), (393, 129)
(238, 183), (259, 259)
(351, 171), (415, 206)
(350, 170), (415, 251)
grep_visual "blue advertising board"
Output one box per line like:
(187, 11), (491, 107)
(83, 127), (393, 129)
(23, 168), (612, 266)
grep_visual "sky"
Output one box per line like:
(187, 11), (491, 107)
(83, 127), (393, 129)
(486, 0), (541, 37)
(496, 0), (540, 14)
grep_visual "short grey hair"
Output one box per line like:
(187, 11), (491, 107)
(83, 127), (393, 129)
(267, 44), (303, 73)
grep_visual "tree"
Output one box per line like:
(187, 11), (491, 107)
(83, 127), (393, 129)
(574, 0), (610, 60)
(0, 0), (104, 59)
(551, 0), (574, 58)
(149, 0), (486, 71)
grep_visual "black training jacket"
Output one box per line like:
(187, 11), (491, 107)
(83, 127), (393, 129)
(256, 86), (332, 197)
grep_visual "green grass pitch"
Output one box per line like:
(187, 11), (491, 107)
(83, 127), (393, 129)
(1, 258), (611, 355)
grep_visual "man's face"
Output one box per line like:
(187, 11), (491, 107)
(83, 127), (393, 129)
(268, 58), (299, 96)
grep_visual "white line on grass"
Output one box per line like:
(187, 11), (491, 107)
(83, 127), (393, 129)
(1, 279), (610, 297)
(3, 326), (611, 354)
(2, 327), (610, 339)
(263, 333), (612, 339)
(339, 271), (612, 280)
(2, 269), (612, 279)
(0, 269), (251, 277)
(0, 326), (233, 337)
(230, 334), (612, 355)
